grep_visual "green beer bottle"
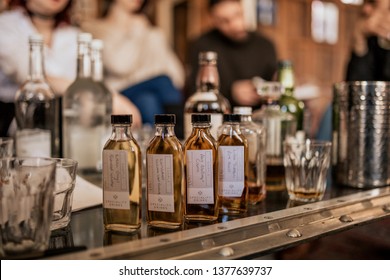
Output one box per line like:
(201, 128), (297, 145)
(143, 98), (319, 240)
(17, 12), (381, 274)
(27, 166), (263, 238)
(277, 60), (305, 132)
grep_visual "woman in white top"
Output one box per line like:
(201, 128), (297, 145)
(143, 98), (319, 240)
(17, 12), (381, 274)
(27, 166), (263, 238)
(0, 0), (141, 136)
(81, 0), (185, 125)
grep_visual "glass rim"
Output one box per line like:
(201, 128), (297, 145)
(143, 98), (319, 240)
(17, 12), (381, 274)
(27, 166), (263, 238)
(0, 137), (14, 143)
(283, 139), (332, 147)
(51, 157), (78, 168)
(0, 157), (57, 167)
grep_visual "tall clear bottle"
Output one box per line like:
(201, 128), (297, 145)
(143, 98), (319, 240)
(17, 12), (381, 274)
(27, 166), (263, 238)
(233, 107), (266, 204)
(103, 115), (142, 233)
(184, 51), (230, 139)
(217, 114), (248, 215)
(15, 34), (60, 157)
(146, 114), (184, 229)
(184, 114), (219, 222)
(277, 60), (305, 132)
(63, 33), (109, 173)
(91, 39), (113, 170)
(252, 82), (297, 191)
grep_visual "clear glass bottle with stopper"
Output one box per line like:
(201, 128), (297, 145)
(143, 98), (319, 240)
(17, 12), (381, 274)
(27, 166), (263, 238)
(91, 39), (113, 170)
(217, 114), (248, 215)
(63, 33), (109, 174)
(233, 107), (266, 204)
(252, 81), (297, 191)
(146, 114), (184, 229)
(103, 114), (142, 233)
(184, 114), (219, 222)
(15, 34), (60, 157)
(184, 51), (230, 139)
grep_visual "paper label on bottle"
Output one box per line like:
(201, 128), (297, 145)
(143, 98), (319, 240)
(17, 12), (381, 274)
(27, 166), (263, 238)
(186, 150), (214, 204)
(16, 129), (51, 157)
(103, 150), (130, 210)
(218, 146), (245, 197)
(184, 113), (222, 140)
(147, 154), (174, 213)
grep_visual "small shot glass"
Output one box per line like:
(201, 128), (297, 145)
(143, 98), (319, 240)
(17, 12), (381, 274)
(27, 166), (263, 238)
(51, 158), (78, 231)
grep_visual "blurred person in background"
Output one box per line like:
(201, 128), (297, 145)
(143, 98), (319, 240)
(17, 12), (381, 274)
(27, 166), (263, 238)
(0, 0), (10, 12)
(346, 0), (390, 81)
(187, 0), (277, 108)
(0, 0), (141, 137)
(316, 0), (390, 141)
(81, 0), (185, 125)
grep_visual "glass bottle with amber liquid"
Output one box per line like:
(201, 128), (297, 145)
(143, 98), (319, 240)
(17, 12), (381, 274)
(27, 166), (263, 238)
(217, 114), (248, 215)
(252, 81), (296, 191)
(146, 114), (184, 229)
(184, 114), (219, 222)
(15, 34), (60, 157)
(102, 115), (142, 233)
(184, 51), (230, 139)
(233, 107), (266, 204)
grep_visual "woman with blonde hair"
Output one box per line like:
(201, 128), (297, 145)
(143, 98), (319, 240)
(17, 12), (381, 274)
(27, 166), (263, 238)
(82, 0), (185, 125)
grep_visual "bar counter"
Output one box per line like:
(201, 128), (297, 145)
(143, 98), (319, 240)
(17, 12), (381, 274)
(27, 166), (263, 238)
(46, 174), (390, 260)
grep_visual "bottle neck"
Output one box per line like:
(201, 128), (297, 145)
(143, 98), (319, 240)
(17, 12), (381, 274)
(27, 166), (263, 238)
(29, 42), (45, 81)
(278, 67), (295, 97)
(111, 124), (132, 140)
(155, 124), (176, 137)
(77, 41), (92, 78)
(196, 63), (220, 93)
(222, 122), (240, 131)
(191, 122), (212, 134)
(91, 48), (103, 82)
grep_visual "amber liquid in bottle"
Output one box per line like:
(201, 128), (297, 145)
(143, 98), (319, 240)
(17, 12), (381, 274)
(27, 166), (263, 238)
(103, 115), (142, 233)
(217, 115), (248, 215)
(265, 162), (286, 191)
(234, 107), (266, 204)
(146, 115), (184, 229)
(184, 115), (219, 222)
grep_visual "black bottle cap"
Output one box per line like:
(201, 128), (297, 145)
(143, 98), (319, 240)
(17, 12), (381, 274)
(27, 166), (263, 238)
(191, 114), (211, 123)
(111, 114), (132, 124)
(223, 114), (241, 123)
(155, 114), (176, 124)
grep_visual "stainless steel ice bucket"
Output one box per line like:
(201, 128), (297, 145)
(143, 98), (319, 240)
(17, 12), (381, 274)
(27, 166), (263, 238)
(333, 81), (390, 188)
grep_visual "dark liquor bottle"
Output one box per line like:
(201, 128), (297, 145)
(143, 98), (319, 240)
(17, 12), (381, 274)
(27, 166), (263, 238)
(184, 51), (230, 139)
